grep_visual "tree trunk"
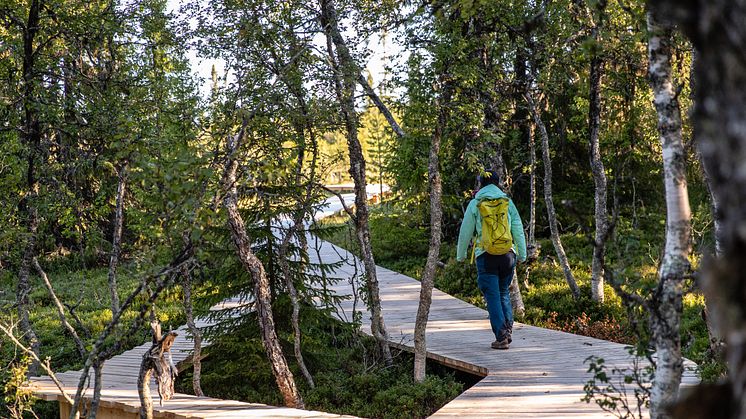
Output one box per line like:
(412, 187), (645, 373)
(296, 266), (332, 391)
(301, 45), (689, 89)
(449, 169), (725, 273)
(279, 60), (321, 389)
(692, 49), (723, 346)
(138, 324), (178, 419)
(588, 28), (608, 303)
(525, 92), (581, 299)
(509, 272), (525, 318)
(87, 360), (103, 419)
(648, 2), (746, 417)
(181, 267), (204, 397)
(17, 0), (44, 377)
(647, 11), (691, 419)
(320, 0), (392, 365)
(17, 209), (40, 376)
(413, 81), (448, 383)
(524, 121), (538, 289)
(278, 207), (315, 389)
(222, 133), (303, 408)
(528, 122), (537, 250)
(108, 163), (128, 317)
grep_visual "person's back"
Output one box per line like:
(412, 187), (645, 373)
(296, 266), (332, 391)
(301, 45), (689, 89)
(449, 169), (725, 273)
(456, 171), (526, 349)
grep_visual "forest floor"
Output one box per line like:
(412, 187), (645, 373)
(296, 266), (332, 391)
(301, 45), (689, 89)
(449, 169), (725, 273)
(320, 200), (727, 383)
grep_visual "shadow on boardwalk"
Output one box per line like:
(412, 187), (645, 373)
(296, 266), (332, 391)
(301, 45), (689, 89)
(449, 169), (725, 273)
(314, 239), (699, 418)
(27, 231), (698, 418)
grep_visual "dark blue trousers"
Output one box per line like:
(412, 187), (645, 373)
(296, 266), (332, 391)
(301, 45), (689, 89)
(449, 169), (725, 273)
(476, 252), (516, 342)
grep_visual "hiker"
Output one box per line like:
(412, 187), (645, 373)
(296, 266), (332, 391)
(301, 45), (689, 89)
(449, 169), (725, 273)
(456, 171), (527, 349)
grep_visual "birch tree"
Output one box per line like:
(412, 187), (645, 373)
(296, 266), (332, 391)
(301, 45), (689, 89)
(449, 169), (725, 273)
(526, 91), (581, 299)
(15, 0), (44, 375)
(181, 268), (203, 397)
(646, 10), (690, 418)
(413, 79), (449, 382)
(108, 163), (127, 317)
(585, 0), (609, 303)
(319, 0), (393, 365)
(648, 1), (746, 417)
(222, 130), (304, 408)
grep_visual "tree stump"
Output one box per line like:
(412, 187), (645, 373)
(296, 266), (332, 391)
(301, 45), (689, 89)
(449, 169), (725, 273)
(138, 323), (178, 419)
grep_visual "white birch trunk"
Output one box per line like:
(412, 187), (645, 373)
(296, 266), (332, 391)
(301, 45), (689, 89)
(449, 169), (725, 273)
(647, 11), (691, 418)
(108, 163), (127, 317)
(413, 84), (447, 382)
(320, 0), (392, 365)
(181, 267), (204, 397)
(647, 1), (746, 415)
(588, 40), (608, 304)
(528, 122), (537, 250)
(509, 272), (525, 318)
(222, 133), (303, 409)
(525, 91), (581, 299)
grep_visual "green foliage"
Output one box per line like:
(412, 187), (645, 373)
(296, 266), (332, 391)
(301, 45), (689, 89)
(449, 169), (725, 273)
(2, 356), (35, 419)
(582, 353), (652, 419)
(177, 306), (463, 419)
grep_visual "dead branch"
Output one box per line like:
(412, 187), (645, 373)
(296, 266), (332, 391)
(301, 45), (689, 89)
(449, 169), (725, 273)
(0, 322), (74, 406)
(357, 73), (405, 138)
(67, 246), (193, 419)
(319, 184), (356, 220)
(32, 258), (86, 358)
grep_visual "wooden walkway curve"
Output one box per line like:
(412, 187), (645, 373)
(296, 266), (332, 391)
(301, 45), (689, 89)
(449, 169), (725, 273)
(312, 239), (700, 418)
(27, 224), (699, 418)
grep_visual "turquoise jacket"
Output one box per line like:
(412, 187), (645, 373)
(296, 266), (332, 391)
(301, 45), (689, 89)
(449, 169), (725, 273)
(456, 184), (527, 262)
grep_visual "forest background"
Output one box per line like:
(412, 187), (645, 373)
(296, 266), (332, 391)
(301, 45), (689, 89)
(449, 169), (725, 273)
(1, 0), (743, 418)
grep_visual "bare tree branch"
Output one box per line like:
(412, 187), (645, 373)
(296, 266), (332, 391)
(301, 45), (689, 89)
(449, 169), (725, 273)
(356, 73), (405, 138)
(0, 322), (74, 406)
(32, 258), (86, 358)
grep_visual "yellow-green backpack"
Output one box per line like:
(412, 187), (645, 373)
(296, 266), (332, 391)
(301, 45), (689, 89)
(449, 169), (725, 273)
(477, 198), (513, 255)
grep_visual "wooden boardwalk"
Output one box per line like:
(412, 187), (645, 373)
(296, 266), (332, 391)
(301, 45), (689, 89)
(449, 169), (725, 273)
(312, 239), (700, 418)
(28, 229), (699, 418)
(28, 297), (353, 419)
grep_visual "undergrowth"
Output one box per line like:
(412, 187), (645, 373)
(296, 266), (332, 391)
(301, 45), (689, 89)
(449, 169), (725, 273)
(176, 299), (470, 419)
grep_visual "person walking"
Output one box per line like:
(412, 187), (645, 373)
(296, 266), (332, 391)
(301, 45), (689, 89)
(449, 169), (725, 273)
(456, 171), (527, 349)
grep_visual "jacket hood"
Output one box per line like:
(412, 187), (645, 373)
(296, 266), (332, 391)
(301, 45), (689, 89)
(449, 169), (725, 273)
(475, 184), (507, 200)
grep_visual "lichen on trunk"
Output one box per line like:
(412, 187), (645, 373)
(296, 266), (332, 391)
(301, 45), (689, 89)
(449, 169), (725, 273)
(646, 10), (691, 418)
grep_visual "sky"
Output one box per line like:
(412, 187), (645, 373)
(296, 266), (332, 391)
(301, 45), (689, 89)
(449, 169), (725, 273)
(165, 0), (405, 99)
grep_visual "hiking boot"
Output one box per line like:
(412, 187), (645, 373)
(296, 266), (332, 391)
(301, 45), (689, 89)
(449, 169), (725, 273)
(491, 339), (509, 350)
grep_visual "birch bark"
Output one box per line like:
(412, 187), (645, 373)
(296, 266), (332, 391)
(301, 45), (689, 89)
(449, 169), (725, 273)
(17, 0), (44, 375)
(181, 267), (203, 397)
(108, 163), (128, 317)
(320, 0), (392, 365)
(588, 29), (608, 303)
(648, 1), (746, 417)
(413, 82), (448, 382)
(525, 92), (581, 299)
(647, 11), (690, 418)
(222, 132), (303, 408)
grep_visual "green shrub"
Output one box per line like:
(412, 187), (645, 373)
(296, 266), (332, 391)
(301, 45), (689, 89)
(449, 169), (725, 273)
(177, 308), (465, 418)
